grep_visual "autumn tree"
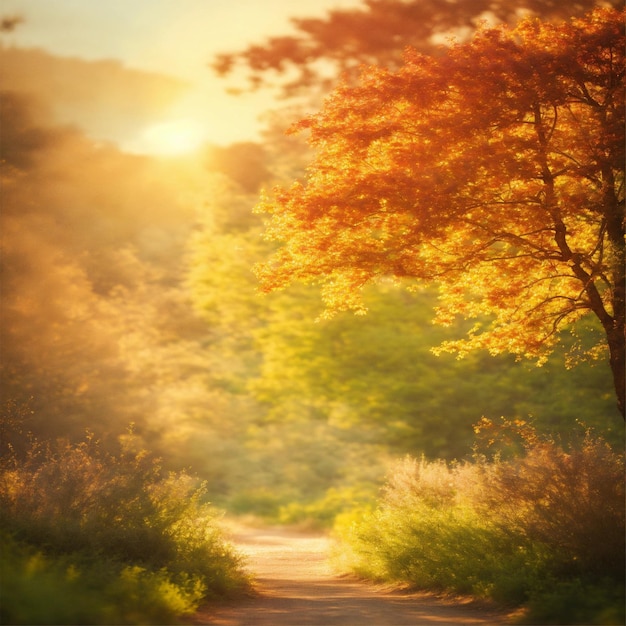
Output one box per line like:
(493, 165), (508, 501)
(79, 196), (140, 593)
(254, 8), (626, 418)
(213, 0), (620, 96)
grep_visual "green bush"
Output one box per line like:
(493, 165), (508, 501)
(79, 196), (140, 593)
(521, 578), (625, 625)
(227, 487), (287, 518)
(333, 422), (625, 623)
(278, 486), (376, 529)
(226, 482), (378, 529)
(0, 432), (250, 623)
(334, 457), (548, 603)
(1, 532), (203, 625)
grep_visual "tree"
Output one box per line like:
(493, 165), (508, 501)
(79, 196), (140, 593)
(213, 0), (620, 97)
(254, 8), (626, 418)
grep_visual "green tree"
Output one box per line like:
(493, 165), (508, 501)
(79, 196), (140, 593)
(251, 284), (621, 456)
(254, 9), (625, 417)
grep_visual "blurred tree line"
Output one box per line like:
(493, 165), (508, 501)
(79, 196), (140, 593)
(1, 0), (622, 520)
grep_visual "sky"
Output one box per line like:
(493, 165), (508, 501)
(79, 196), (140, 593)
(1, 0), (363, 152)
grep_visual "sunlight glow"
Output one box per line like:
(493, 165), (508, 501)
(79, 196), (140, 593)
(138, 119), (206, 155)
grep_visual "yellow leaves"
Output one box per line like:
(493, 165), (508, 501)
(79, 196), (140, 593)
(254, 8), (624, 370)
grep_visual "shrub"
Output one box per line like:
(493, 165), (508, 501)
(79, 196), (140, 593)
(334, 422), (625, 623)
(474, 421), (625, 580)
(278, 485), (376, 529)
(334, 456), (548, 603)
(0, 431), (249, 623)
(1, 532), (204, 625)
(227, 487), (286, 518)
(482, 426), (625, 579)
(522, 578), (625, 625)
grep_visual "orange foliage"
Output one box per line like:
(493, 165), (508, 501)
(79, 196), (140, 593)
(255, 8), (625, 415)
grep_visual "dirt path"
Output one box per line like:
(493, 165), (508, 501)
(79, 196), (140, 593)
(191, 522), (513, 626)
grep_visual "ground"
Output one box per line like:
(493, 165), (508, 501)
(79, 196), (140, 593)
(191, 520), (516, 626)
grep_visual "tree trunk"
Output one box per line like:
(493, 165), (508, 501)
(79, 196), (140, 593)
(607, 326), (625, 419)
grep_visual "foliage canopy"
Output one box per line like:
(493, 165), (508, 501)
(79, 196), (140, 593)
(213, 0), (620, 96)
(255, 8), (625, 416)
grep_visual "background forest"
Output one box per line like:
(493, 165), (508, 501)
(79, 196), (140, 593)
(0, 1), (623, 623)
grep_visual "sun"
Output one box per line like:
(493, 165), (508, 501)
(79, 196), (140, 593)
(139, 119), (206, 156)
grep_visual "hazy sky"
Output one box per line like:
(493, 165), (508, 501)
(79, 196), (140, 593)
(2, 0), (363, 151)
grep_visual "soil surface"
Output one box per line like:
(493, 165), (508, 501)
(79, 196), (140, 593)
(191, 521), (514, 626)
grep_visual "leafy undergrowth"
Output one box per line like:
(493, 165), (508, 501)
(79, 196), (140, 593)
(332, 419), (625, 625)
(227, 484), (378, 531)
(0, 431), (250, 625)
